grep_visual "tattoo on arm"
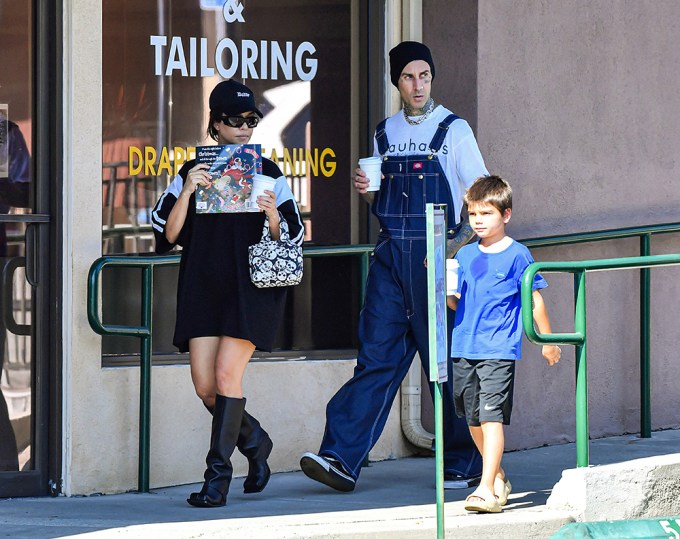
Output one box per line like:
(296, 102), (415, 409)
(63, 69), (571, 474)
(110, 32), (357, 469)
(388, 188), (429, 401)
(446, 222), (476, 258)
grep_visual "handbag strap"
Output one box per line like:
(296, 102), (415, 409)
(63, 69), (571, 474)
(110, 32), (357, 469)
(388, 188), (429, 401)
(260, 213), (290, 242)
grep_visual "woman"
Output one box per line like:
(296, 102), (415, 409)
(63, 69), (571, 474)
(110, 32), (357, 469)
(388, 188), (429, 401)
(152, 80), (304, 508)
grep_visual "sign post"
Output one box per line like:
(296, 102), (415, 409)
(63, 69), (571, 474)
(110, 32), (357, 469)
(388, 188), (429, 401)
(426, 203), (448, 539)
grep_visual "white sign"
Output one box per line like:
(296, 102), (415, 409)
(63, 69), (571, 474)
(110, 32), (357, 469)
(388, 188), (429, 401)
(427, 205), (449, 383)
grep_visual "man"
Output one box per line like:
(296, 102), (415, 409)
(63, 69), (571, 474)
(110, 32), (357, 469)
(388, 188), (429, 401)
(300, 41), (487, 491)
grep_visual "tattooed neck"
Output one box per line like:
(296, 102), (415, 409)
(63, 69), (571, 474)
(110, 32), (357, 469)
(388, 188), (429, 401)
(403, 98), (434, 117)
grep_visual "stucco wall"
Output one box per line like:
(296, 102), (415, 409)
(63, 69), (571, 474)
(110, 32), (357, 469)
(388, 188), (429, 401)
(65, 358), (411, 495)
(423, 0), (680, 451)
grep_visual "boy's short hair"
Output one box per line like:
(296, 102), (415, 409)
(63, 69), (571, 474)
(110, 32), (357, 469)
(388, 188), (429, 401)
(465, 175), (512, 213)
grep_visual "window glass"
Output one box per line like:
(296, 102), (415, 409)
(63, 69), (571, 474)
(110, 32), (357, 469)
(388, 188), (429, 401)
(102, 0), (360, 357)
(0, 0), (35, 473)
(102, 0), (352, 252)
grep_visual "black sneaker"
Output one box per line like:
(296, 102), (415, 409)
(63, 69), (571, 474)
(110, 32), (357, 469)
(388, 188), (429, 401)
(300, 452), (356, 492)
(443, 473), (481, 490)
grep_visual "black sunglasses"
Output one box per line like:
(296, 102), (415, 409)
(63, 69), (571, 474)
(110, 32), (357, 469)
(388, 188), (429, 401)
(220, 115), (260, 128)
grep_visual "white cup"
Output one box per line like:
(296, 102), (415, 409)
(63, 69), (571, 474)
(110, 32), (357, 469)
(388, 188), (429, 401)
(247, 174), (277, 211)
(358, 156), (382, 191)
(446, 259), (460, 295)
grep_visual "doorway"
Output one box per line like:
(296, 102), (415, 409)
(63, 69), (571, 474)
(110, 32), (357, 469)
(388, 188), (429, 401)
(0, 1), (61, 497)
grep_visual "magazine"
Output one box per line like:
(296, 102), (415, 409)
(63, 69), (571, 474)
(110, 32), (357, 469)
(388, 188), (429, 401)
(195, 144), (262, 214)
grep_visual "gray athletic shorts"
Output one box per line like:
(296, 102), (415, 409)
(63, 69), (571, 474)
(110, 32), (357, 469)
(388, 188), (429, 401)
(453, 358), (516, 426)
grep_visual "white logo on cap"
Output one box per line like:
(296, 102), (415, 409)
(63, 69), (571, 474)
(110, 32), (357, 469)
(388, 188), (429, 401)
(223, 0), (245, 23)
(237, 92), (250, 97)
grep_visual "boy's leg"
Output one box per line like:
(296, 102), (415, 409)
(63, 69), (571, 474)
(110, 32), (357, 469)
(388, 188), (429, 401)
(469, 426), (507, 483)
(476, 421), (504, 497)
(467, 360), (515, 506)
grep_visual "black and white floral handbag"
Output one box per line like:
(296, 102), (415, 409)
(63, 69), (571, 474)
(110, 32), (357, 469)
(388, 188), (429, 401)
(248, 217), (303, 288)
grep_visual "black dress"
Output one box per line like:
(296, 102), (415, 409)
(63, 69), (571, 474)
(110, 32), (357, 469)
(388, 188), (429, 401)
(152, 158), (304, 352)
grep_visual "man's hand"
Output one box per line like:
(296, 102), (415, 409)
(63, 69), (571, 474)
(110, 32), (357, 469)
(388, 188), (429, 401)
(353, 168), (377, 203)
(542, 345), (561, 366)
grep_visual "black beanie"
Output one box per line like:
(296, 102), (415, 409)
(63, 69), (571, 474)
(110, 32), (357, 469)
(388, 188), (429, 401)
(389, 41), (435, 87)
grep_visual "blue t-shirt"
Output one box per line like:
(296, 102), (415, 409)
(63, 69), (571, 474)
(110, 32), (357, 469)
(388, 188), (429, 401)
(451, 239), (547, 360)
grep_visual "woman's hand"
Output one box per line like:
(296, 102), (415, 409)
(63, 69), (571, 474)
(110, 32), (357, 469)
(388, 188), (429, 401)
(165, 164), (210, 244)
(181, 163), (211, 198)
(257, 189), (278, 219)
(257, 189), (281, 239)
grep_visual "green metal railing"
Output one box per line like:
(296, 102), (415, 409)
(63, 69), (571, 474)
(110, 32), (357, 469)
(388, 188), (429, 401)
(87, 255), (178, 493)
(86, 245), (372, 493)
(521, 252), (680, 468)
(88, 222), (680, 490)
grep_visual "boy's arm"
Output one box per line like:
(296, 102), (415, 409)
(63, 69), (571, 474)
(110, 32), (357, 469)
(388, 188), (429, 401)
(532, 290), (561, 366)
(446, 293), (459, 311)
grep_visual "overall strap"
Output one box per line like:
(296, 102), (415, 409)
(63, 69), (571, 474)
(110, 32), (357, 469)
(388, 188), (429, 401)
(429, 113), (460, 153)
(374, 118), (390, 155)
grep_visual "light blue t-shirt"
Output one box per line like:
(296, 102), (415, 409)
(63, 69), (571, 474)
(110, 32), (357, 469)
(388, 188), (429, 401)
(451, 239), (547, 360)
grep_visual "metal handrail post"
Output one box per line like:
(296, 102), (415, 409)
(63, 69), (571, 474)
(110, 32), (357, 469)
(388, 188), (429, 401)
(138, 265), (154, 493)
(434, 381), (444, 538)
(573, 270), (589, 467)
(640, 234), (652, 438)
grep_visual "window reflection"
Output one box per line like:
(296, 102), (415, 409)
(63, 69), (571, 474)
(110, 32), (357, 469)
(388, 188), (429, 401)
(102, 0), (358, 355)
(102, 1), (347, 253)
(0, 0), (34, 473)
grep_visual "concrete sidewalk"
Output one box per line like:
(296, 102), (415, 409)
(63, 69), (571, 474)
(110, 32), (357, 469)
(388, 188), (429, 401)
(2, 430), (680, 538)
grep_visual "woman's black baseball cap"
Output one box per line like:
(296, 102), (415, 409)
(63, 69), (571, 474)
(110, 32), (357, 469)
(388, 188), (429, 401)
(209, 80), (263, 118)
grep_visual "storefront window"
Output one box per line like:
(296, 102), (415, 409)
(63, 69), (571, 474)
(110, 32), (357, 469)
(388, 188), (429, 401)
(0, 0), (36, 474)
(102, 0), (361, 358)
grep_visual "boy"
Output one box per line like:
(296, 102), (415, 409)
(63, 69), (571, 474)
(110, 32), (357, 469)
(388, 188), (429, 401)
(447, 175), (561, 513)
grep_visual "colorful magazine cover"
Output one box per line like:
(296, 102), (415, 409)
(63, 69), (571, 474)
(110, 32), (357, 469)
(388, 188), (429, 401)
(195, 144), (262, 213)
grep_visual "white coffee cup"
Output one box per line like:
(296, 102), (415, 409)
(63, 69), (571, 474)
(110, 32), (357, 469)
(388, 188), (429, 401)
(446, 259), (460, 295)
(247, 174), (277, 211)
(358, 156), (383, 191)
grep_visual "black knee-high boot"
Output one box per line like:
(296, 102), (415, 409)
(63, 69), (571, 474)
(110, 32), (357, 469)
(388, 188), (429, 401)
(187, 395), (244, 508)
(238, 410), (273, 493)
(202, 398), (273, 494)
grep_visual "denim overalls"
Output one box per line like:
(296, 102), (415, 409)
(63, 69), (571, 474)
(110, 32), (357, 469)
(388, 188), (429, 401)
(320, 114), (482, 479)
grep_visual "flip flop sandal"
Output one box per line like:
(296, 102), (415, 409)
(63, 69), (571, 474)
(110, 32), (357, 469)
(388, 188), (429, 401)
(464, 487), (502, 513)
(494, 476), (512, 506)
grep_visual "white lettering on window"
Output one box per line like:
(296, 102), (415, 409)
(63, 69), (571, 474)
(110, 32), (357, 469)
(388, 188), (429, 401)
(150, 35), (167, 76)
(215, 38), (238, 79)
(270, 41), (293, 81)
(200, 37), (214, 77)
(241, 39), (259, 79)
(149, 36), (317, 82)
(296, 42), (318, 81)
(166, 36), (188, 76)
